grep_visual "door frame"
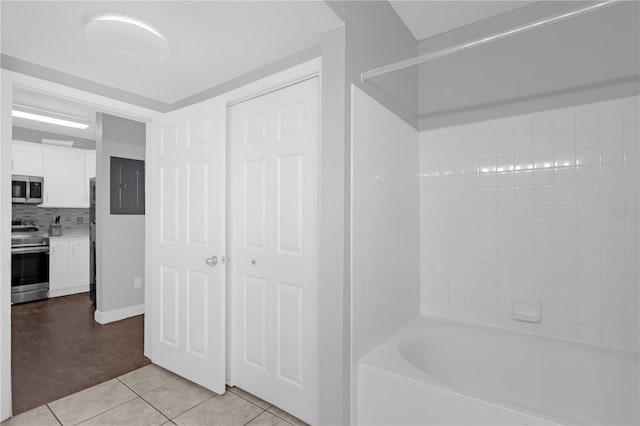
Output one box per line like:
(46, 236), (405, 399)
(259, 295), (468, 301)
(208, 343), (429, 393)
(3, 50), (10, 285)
(0, 69), (154, 421)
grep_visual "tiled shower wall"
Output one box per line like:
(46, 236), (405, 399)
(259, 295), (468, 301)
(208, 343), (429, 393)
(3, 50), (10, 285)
(419, 96), (639, 352)
(12, 204), (89, 231)
(352, 86), (420, 363)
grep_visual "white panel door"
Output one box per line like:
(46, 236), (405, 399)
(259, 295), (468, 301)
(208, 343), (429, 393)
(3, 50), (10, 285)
(229, 78), (318, 424)
(149, 97), (226, 393)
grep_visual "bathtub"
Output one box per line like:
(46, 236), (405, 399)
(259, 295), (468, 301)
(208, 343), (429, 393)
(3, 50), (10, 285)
(357, 316), (639, 425)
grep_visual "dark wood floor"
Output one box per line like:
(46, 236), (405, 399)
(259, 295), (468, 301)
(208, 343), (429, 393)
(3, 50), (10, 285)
(11, 293), (150, 415)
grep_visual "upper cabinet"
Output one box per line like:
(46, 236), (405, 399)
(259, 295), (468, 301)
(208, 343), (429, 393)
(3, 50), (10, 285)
(85, 151), (96, 179)
(12, 142), (44, 176)
(11, 141), (96, 208)
(42, 148), (86, 208)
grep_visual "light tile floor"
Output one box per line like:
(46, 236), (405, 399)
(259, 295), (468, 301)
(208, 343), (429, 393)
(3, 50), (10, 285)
(2, 364), (309, 426)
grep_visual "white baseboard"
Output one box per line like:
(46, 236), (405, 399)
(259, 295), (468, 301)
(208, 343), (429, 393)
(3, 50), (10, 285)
(94, 304), (145, 324)
(49, 285), (89, 298)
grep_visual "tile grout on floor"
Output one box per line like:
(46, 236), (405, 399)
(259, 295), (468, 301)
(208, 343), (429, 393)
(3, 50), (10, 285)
(44, 404), (62, 426)
(114, 373), (218, 422)
(115, 378), (172, 424)
(51, 381), (139, 426)
(241, 408), (267, 426)
(266, 409), (300, 426)
(226, 387), (273, 411)
(5, 365), (305, 426)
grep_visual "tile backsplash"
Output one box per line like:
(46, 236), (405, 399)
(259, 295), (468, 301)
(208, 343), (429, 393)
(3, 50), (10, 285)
(419, 96), (639, 352)
(12, 204), (89, 230)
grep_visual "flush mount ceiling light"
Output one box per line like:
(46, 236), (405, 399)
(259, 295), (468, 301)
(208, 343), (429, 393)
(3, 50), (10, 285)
(12, 105), (90, 130)
(84, 13), (171, 65)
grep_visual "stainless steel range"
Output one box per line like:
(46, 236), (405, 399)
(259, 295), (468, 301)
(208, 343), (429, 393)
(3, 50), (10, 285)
(11, 219), (49, 304)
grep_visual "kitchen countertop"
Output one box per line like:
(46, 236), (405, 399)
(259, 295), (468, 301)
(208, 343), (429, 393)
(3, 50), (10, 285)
(46, 227), (90, 238)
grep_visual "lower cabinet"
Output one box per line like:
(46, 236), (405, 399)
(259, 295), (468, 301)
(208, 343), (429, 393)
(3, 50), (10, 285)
(49, 236), (90, 298)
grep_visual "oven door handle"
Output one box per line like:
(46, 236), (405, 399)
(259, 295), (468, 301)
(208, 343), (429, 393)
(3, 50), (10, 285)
(12, 246), (49, 254)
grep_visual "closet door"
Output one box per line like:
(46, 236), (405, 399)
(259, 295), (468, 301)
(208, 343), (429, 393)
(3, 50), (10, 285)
(229, 77), (319, 424)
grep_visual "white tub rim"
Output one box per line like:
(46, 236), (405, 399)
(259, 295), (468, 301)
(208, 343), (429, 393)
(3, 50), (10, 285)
(396, 315), (640, 362)
(358, 315), (639, 426)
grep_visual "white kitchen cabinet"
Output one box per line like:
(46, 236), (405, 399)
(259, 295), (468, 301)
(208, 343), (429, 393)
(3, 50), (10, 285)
(49, 239), (69, 292)
(11, 142), (43, 176)
(12, 141), (96, 207)
(41, 148), (86, 207)
(69, 238), (90, 287)
(84, 151), (96, 207)
(49, 236), (90, 297)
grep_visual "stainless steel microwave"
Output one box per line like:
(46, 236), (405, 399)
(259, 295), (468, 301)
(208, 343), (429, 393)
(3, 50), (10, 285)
(12, 175), (43, 204)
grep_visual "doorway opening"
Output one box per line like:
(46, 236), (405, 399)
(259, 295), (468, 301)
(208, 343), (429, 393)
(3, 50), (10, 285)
(8, 85), (150, 415)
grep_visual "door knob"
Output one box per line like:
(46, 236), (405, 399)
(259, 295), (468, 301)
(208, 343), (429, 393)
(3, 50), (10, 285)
(205, 256), (218, 267)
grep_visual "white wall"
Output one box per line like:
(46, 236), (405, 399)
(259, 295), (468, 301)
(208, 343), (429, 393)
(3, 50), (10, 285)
(351, 85), (420, 363)
(419, 96), (639, 352)
(317, 26), (348, 426)
(418, 1), (639, 130)
(0, 70), (13, 422)
(96, 113), (146, 314)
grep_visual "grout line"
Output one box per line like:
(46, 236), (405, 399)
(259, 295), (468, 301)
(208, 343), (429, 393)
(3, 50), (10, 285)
(45, 404), (63, 426)
(242, 408), (267, 426)
(115, 376), (148, 398)
(117, 366), (181, 398)
(266, 408), (298, 426)
(117, 378), (171, 423)
(226, 387), (272, 410)
(117, 369), (225, 421)
(228, 389), (300, 425)
(165, 394), (218, 421)
(68, 393), (139, 426)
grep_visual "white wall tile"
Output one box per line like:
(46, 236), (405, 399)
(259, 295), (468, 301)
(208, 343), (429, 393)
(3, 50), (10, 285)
(599, 126), (624, 146)
(535, 135), (554, 152)
(576, 165), (600, 183)
(576, 108), (597, 132)
(599, 107), (624, 129)
(576, 130), (598, 148)
(419, 96), (639, 352)
(576, 147), (599, 165)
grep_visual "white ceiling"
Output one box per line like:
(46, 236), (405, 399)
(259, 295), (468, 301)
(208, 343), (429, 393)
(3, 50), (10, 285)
(389, 1), (536, 41)
(12, 88), (98, 140)
(1, 1), (342, 105)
